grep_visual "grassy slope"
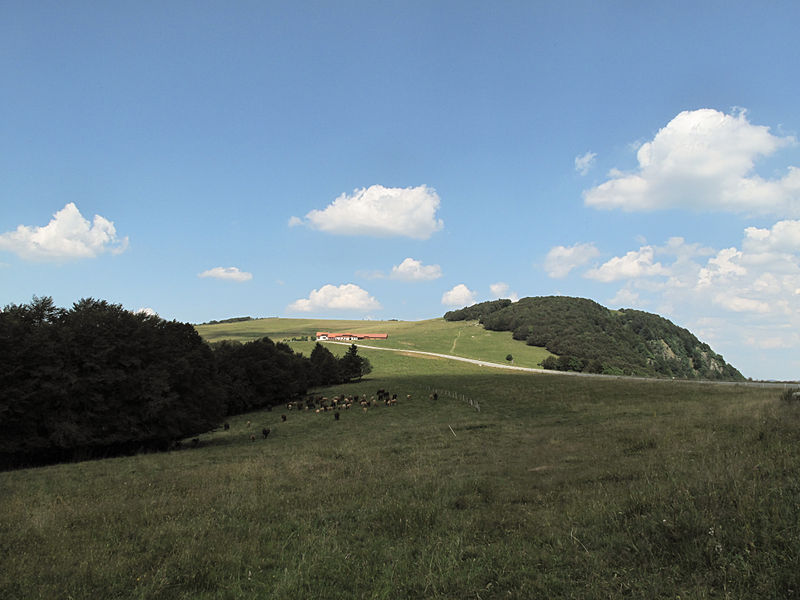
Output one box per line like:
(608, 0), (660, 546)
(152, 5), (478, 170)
(195, 317), (554, 368)
(2, 345), (799, 598)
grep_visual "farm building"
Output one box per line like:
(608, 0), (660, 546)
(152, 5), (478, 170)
(315, 332), (388, 341)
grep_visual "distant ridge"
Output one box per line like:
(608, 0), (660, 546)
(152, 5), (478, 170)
(445, 296), (744, 381)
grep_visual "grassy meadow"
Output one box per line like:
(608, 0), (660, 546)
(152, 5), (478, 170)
(195, 316), (554, 369)
(2, 329), (800, 598)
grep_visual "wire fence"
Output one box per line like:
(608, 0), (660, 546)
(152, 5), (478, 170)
(426, 386), (481, 412)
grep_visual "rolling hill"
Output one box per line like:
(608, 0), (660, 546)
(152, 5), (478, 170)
(195, 316), (555, 370)
(445, 296), (744, 380)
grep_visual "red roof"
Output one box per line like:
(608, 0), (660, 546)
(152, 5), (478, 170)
(316, 332), (387, 339)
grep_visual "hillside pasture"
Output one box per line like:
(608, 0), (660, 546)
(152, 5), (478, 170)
(2, 348), (799, 598)
(196, 317), (554, 369)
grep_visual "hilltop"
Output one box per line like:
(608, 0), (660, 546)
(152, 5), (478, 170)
(445, 296), (744, 381)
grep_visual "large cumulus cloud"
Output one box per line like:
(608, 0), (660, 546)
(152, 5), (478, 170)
(295, 185), (444, 239)
(0, 203), (128, 260)
(288, 283), (381, 312)
(584, 109), (800, 216)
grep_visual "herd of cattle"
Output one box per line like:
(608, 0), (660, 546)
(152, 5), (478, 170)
(184, 389), (445, 447)
(212, 389), (445, 444)
(288, 388), (407, 413)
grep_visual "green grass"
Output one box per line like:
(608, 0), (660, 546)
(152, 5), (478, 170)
(2, 348), (800, 598)
(196, 317), (554, 369)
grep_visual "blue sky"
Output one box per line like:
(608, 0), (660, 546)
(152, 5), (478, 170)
(3, 1), (800, 380)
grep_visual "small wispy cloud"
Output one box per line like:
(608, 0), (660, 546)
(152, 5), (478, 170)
(198, 266), (253, 282)
(574, 151), (597, 176)
(390, 258), (442, 281)
(544, 242), (600, 278)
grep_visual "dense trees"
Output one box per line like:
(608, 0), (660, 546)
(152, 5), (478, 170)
(213, 338), (310, 415)
(1, 297), (226, 466)
(0, 297), (371, 468)
(445, 296), (744, 380)
(443, 299), (512, 322)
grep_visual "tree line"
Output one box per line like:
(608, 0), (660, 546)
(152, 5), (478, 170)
(0, 296), (370, 468)
(445, 296), (744, 380)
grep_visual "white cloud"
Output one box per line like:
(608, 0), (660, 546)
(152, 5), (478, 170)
(746, 335), (795, 350)
(301, 185), (444, 239)
(713, 294), (771, 314)
(584, 108), (800, 216)
(198, 267), (253, 282)
(490, 282), (508, 296)
(135, 307), (158, 317)
(608, 287), (643, 308)
(685, 237), (799, 318)
(696, 248), (746, 288)
(574, 151), (597, 175)
(585, 246), (667, 282)
(390, 257), (442, 281)
(743, 219), (800, 253)
(355, 269), (385, 280)
(544, 242), (600, 278)
(658, 236), (715, 260)
(288, 216), (302, 227)
(0, 202), (129, 260)
(489, 282), (519, 301)
(441, 284), (477, 307)
(288, 283), (381, 312)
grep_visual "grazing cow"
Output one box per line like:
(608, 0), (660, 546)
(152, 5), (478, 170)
(223, 422), (230, 431)
(262, 428), (270, 439)
(281, 415), (287, 422)
(246, 420), (251, 428)
(250, 434), (256, 442)
(334, 412), (340, 421)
